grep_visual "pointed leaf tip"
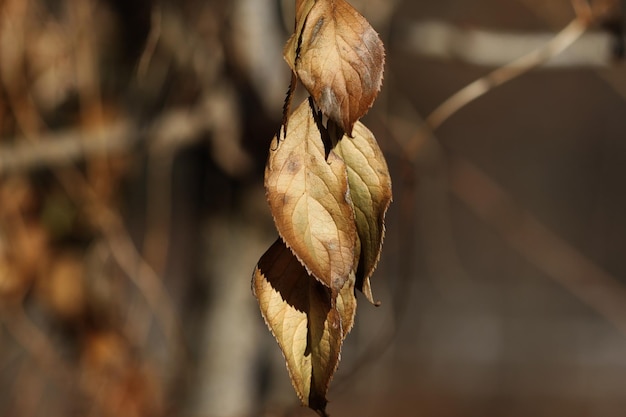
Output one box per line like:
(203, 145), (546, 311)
(335, 121), (392, 304)
(252, 238), (357, 414)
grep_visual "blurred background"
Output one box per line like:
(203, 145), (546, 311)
(1, 0), (626, 416)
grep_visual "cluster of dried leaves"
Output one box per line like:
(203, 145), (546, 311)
(252, 0), (391, 415)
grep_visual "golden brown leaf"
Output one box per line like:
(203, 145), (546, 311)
(282, 0), (316, 131)
(283, 0), (385, 135)
(265, 99), (357, 291)
(334, 121), (391, 304)
(335, 268), (356, 337)
(260, 0), (388, 411)
(284, 0), (317, 68)
(252, 238), (357, 415)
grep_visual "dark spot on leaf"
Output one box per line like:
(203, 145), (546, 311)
(309, 17), (325, 46)
(287, 159), (301, 174)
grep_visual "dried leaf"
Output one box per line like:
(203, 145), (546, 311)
(259, 0), (388, 411)
(265, 99), (357, 290)
(335, 268), (356, 336)
(284, 0), (317, 68)
(284, 0), (385, 135)
(334, 121), (391, 304)
(252, 238), (357, 415)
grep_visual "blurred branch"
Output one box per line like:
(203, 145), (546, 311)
(53, 167), (187, 365)
(517, 0), (626, 112)
(400, 0), (617, 72)
(401, 19), (610, 68)
(448, 155), (626, 335)
(424, 14), (589, 131)
(137, 6), (162, 80)
(389, 0), (626, 336)
(3, 80), (190, 372)
(0, 104), (210, 176)
(389, 100), (626, 336)
(0, 305), (72, 381)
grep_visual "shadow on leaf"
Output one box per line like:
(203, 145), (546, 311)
(253, 238), (345, 415)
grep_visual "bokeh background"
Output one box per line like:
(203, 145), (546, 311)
(2, 0), (626, 416)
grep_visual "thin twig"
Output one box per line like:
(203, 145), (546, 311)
(390, 0), (626, 337)
(54, 168), (186, 363)
(137, 5), (163, 81)
(425, 15), (589, 131)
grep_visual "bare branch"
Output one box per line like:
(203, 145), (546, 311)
(425, 16), (589, 130)
(401, 19), (610, 68)
(0, 105), (210, 176)
(448, 155), (626, 336)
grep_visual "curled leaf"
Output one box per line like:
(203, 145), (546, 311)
(265, 99), (357, 291)
(253, 238), (357, 415)
(334, 121), (391, 304)
(284, 0), (385, 135)
(284, 0), (317, 68)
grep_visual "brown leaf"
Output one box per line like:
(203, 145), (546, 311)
(284, 0), (316, 69)
(265, 99), (357, 291)
(252, 238), (357, 415)
(335, 268), (356, 337)
(334, 121), (391, 304)
(283, 0), (385, 135)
